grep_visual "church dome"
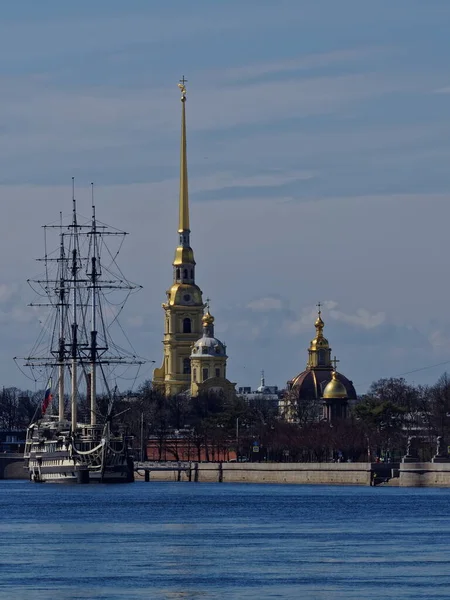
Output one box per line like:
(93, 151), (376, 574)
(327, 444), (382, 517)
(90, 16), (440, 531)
(323, 372), (348, 399)
(191, 306), (226, 358)
(191, 335), (226, 358)
(289, 369), (356, 400)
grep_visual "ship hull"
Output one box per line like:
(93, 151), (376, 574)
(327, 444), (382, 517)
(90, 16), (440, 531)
(25, 422), (135, 484)
(26, 457), (134, 484)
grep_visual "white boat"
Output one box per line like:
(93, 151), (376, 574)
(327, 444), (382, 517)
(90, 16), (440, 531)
(23, 181), (142, 483)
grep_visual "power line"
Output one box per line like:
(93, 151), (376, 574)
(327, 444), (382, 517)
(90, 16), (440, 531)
(354, 359), (450, 389)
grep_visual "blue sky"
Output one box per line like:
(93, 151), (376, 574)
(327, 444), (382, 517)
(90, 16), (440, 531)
(1, 1), (450, 394)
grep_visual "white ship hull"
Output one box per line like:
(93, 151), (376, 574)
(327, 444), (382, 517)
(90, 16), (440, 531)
(25, 421), (134, 484)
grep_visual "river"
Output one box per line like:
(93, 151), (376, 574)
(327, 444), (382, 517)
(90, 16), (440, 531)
(0, 480), (449, 599)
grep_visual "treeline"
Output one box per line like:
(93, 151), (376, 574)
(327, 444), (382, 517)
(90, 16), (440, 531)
(113, 374), (450, 462)
(2, 373), (450, 462)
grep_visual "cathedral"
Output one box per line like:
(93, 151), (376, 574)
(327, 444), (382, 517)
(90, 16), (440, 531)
(152, 81), (234, 399)
(282, 306), (357, 422)
(153, 82), (356, 413)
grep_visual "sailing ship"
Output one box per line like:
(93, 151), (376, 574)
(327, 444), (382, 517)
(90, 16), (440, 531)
(23, 182), (142, 483)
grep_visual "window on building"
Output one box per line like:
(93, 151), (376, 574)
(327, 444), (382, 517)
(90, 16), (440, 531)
(183, 358), (191, 374)
(318, 350), (326, 366)
(202, 368), (209, 382)
(202, 347), (208, 355)
(193, 368), (197, 382)
(215, 368), (220, 378)
(183, 268), (188, 279)
(176, 268), (180, 280)
(183, 318), (191, 333)
(190, 269), (194, 279)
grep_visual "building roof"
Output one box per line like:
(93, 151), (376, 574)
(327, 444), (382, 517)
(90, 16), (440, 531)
(289, 368), (357, 400)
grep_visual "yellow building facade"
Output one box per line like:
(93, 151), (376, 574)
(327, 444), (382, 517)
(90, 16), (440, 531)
(153, 81), (205, 395)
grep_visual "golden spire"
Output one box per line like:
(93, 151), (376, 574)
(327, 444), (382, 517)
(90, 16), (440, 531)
(178, 76), (189, 233)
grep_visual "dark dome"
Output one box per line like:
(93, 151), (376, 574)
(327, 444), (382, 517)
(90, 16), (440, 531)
(288, 369), (357, 400)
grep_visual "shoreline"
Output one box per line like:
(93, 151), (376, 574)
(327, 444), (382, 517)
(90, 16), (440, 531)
(5, 455), (450, 487)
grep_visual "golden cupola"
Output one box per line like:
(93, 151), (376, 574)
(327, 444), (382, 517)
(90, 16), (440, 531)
(323, 370), (348, 399)
(307, 305), (332, 368)
(202, 309), (214, 328)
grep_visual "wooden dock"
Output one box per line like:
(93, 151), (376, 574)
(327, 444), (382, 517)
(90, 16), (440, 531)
(135, 461), (200, 482)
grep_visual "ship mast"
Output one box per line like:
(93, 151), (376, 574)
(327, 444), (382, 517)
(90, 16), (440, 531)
(58, 211), (66, 421)
(90, 183), (97, 426)
(70, 178), (78, 431)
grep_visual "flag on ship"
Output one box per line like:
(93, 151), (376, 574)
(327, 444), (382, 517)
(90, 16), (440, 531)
(42, 378), (53, 415)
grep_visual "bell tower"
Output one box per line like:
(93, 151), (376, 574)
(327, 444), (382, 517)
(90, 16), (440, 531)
(307, 303), (332, 369)
(153, 78), (204, 395)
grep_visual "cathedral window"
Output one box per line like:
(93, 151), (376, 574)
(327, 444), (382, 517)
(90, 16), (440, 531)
(215, 368), (220, 378)
(183, 318), (191, 333)
(193, 368), (197, 382)
(183, 268), (188, 279)
(318, 350), (326, 366)
(202, 368), (209, 382)
(190, 269), (194, 279)
(183, 358), (191, 375)
(202, 347), (208, 355)
(176, 268), (180, 280)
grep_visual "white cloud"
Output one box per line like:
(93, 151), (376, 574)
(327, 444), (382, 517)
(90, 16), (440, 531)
(247, 297), (284, 311)
(221, 46), (391, 82)
(329, 307), (386, 329)
(286, 301), (385, 336)
(0, 283), (19, 303)
(127, 315), (144, 328)
(433, 86), (450, 94)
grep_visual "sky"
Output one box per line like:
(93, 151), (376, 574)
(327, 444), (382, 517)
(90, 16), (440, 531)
(1, 0), (450, 395)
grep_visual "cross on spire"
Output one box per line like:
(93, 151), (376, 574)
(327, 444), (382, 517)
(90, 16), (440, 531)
(316, 301), (322, 315)
(205, 297), (211, 310)
(178, 76), (188, 99)
(332, 355), (340, 371)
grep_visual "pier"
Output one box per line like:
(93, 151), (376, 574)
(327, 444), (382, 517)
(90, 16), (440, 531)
(135, 461), (196, 482)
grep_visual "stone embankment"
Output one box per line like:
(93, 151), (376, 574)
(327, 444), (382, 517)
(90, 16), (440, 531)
(137, 461), (392, 486)
(0, 454), (28, 480)
(137, 461), (450, 487)
(4, 455), (450, 486)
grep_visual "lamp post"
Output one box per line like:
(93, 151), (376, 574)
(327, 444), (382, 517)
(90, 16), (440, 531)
(140, 411), (145, 462)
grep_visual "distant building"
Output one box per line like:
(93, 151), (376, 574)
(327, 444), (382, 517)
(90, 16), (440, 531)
(238, 371), (281, 411)
(280, 306), (356, 423)
(0, 430), (26, 453)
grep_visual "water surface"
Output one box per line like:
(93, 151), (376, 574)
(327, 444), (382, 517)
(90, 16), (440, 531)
(0, 481), (449, 599)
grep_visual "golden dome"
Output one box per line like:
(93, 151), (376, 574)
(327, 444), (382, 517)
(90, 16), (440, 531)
(323, 371), (347, 399)
(202, 310), (214, 326)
